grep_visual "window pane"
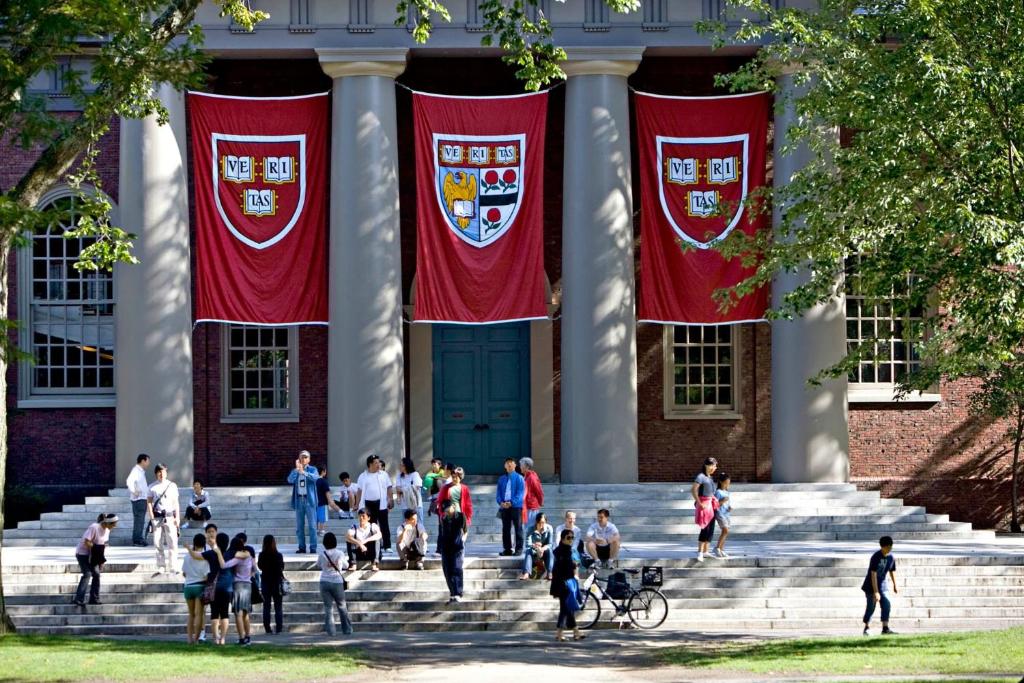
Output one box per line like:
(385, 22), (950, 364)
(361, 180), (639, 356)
(226, 325), (295, 415)
(669, 325), (736, 412)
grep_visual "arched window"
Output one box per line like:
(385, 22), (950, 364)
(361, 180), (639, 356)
(18, 191), (115, 405)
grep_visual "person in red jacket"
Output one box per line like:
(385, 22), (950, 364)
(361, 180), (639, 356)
(521, 457), (544, 528)
(436, 466), (474, 531)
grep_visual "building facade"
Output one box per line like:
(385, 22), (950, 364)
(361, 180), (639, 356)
(3, 0), (1015, 528)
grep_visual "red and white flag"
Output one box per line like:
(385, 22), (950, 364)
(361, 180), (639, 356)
(636, 92), (770, 324)
(189, 91), (329, 325)
(413, 92), (548, 323)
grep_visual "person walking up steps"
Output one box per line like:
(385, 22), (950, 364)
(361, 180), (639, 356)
(691, 457), (718, 562)
(287, 450), (319, 554)
(713, 472), (732, 558)
(126, 454), (150, 546)
(862, 535), (899, 636)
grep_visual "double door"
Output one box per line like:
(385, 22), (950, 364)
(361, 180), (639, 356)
(432, 323), (531, 476)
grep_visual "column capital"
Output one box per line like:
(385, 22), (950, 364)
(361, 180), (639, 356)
(317, 48), (409, 80)
(561, 47), (644, 78)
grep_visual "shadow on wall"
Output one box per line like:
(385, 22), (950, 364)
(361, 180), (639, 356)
(2, 484), (108, 529)
(856, 404), (1016, 529)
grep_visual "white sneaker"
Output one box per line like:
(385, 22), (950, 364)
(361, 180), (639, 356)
(714, 549), (728, 559)
(453, 595), (463, 603)
(696, 552), (704, 563)
(198, 631), (207, 642)
(181, 522), (189, 530)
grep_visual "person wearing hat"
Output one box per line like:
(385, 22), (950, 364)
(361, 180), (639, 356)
(691, 457), (719, 562)
(73, 513), (118, 606)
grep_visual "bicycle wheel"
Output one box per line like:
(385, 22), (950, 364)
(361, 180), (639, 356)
(577, 587), (602, 630)
(627, 588), (668, 629)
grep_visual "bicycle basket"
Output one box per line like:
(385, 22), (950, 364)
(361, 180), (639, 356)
(606, 571), (631, 599)
(641, 566), (663, 587)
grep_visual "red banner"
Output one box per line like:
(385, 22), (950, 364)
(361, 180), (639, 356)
(413, 92), (548, 323)
(636, 92), (770, 324)
(189, 92), (328, 325)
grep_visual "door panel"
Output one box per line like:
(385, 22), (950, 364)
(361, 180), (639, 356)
(433, 323), (531, 476)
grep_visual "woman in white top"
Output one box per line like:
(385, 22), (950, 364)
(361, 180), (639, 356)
(318, 532), (353, 636)
(73, 513), (118, 606)
(181, 533), (210, 644)
(395, 457), (424, 520)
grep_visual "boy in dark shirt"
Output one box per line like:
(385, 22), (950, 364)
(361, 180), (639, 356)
(861, 535), (898, 635)
(316, 466), (332, 538)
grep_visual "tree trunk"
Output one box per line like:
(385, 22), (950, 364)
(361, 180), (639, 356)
(0, 236), (16, 633)
(1012, 406), (1022, 534)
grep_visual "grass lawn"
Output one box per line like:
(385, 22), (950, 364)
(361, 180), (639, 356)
(656, 627), (1024, 676)
(0, 635), (364, 682)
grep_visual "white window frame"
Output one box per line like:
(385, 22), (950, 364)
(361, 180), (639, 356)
(17, 186), (116, 409)
(663, 324), (742, 420)
(221, 324), (300, 423)
(845, 260), (940, 404)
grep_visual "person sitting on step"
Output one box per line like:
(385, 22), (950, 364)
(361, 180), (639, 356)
(585, 508), (621, 569)
(346, 508), (383, 571)
(182, 480), (212, 530)
(396, 509), (428, 570)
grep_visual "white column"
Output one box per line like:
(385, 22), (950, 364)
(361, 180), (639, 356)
(115, 84), (194, 483)
(318, 48), (408, 478)
(560, 48), (643, 484)
(770, 72), (850, 482)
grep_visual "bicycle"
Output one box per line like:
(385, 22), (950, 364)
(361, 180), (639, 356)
(577, 567), (669, 629)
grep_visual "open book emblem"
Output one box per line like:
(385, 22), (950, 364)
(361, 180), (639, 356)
(212, 133), (307, 250)
(432, 133), (526, 248)
(656, 134), (749, 249)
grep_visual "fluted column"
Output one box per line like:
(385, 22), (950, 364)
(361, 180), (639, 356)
(115, 84), (194, 483)
(770, 72), (850, 482)
(559, 47), (643, 484)
(318, 48), (408, 478)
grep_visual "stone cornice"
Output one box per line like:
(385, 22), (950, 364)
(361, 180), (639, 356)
(316, 48), (409, 79)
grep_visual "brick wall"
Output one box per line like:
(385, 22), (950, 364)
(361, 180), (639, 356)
(3, 117), (120, 499)
(850, 377), (1017, 529)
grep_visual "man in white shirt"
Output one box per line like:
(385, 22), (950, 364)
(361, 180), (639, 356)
(126, 453), (151, 546)
(147, 463), (180, 575)
(585, 508), (621, 569)
(554, 510), (584, 557)
(353, 454), (394, 560)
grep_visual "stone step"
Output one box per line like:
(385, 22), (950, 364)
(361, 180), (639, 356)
(14, 616), (1024, 636)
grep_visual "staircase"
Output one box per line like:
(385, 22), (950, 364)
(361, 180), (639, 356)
(3, 483), (991, 547)
(5, 483), (1020, 636)
(6, 555), (1024, 635)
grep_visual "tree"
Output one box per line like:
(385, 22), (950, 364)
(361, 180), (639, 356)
(708, 0), (1024, 387)
(0, 0), (266, 636)
(704, 0), (1024, 526)
(398, 0), (640, 90)
(969, 359), (1024, 533)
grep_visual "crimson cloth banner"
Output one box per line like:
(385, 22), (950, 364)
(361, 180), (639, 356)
(636, 92), (770, 324)
(413, 91), (548, 323)
(189, 91), (328, 325)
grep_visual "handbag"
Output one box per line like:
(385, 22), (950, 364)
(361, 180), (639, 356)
(564, 577), (581, 612)
(280, 577), (292, 596)
(200, 577), (216, 605)
(251, 569), (263, 605)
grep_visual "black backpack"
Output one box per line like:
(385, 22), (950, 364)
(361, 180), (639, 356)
(606, 571), (630, 599)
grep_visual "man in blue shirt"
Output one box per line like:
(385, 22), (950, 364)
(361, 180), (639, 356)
(287, 450), (319, 554)
(861, 535), (898, 635)
(495, 457), (526, 557)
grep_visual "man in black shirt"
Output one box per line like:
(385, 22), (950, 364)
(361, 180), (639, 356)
(861, 535), (898, 635)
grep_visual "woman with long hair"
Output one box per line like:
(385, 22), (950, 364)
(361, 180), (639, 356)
(520, 511), (554, 580)
(258, 534), (285, 634)
(551, 528), (586, 642)
(222, 534), (255, 645)
(691, 457), (719, 562)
